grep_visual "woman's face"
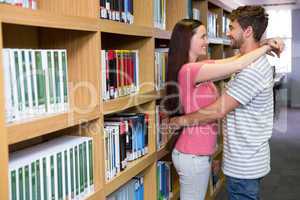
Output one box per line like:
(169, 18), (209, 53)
(190, 25), (209, 57)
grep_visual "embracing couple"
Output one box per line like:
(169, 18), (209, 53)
(162, 5), (284, 200)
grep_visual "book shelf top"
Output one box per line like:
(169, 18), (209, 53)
(0, 4), (99, 31)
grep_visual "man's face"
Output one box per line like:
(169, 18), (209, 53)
(227, 20), (245, 49)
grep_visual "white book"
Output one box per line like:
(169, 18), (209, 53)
(16, 49), (26, 119)
(101, 50), (107, 101)
(3, 49), (13, 122)
(30, 50), (39, 117)
(34, 50), (46, 115)
(41, 50), (51, 113)
(60, 50), (69, 112)
(24, 50), (34, 118)
(133, 50), (139, 92)
(9, 50), (20, 121)
(48, 50), (57, 113)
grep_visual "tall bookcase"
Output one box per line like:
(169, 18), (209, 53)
(0, 0), (234, 200)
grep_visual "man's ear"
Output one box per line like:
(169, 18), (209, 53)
(243, 26), (254, 38)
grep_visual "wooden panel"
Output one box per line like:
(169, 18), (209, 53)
(103, 90), (162, 115)
(0, 4), (98, 31)
(99, 19), (153, 37)
(86, 188), (105, 200)
(37, 0), (98, 18)
(7, 106), (100, 144)
(2, 24), (39, 48)
(0, 22), (9, 200)
(153, 28), (171, 39)
(144, 163), (157, 200)
(166, 0), (189, 31)
(134, 0), (153, 27)
(104, 152), (156, 196)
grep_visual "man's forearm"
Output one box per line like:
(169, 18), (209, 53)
(172, 108), (223, 128)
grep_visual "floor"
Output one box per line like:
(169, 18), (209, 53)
(216, 108), (300, 200)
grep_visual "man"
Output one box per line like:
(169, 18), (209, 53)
(168, 6), (284, 200)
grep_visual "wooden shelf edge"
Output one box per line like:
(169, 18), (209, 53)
(85, 188), (104, 200)
(104, 152), (156, 196)
(99, 19), (153, 37)
(103, 90), (162, 115)
(154, 28), (171, 39)
(0, 4), (98, 31)
(7, 105), (100, 144)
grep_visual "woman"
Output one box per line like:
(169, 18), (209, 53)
(163, 19), (281, 200)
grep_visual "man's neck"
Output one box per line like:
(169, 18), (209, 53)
(240, 40), (260, 55)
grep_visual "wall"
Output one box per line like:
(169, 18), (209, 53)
(290, 9), (300, 107)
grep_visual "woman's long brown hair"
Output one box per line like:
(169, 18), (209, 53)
(163, 19), (203, 117)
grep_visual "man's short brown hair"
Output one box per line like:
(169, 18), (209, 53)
(229, 5), (269, 42)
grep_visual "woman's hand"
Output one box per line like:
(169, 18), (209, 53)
(261, 38), (285, 57)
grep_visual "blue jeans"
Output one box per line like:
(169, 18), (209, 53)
(226, 176), (261, 200)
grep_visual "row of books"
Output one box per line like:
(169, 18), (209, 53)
(101, 50), (139, 101)
(107, 175), (144, 200)
(3, 49), (69, 123)
(155, 105), (169, 149)
(154, 48), (167, 91)
(100, 0), (134, 24)
(9, 136), (94, 200)
(157, 161), (173, 200)
(104, 113), (149, 181)
(187, 1), (201, 21)
(208, 10), (220, 38)
(222, 14), (231, 38)
(0, 0), (37, 9)
(153, 0), (166, 30)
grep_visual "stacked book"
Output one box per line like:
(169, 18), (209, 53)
(107, 175), (144, 200)
(0, 0), (37, 9)
(100, 0), (134, 24)
(155, 104), (168, 149)
(154, 48), (168, 91)
(157, 161), (173, 200)
(207, 11), (219, 38)
(104, 113), (149, 181)
(3, 49), (69, 123)
(222, 14), (231, 38)
(101, 50), (139, 101)
(153, 0), (166, 30)
(9, 136), (94, 200)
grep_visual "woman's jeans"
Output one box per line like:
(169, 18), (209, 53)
(172, 149), (211, 200)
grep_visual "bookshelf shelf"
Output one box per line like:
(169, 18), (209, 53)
(153, 28), (172, 39)
(86, 188), (105, 200)
(99, 19), (153, 37)
(103, 90), (162, 115)
(104, 152), (156, 196)
(7, 105), (100, 144)
(0, 4), (98, 31)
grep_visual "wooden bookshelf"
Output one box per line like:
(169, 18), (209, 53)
(0, 0), (235, 200)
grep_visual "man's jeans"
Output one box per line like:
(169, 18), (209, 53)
(226, 176), (261, 200)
